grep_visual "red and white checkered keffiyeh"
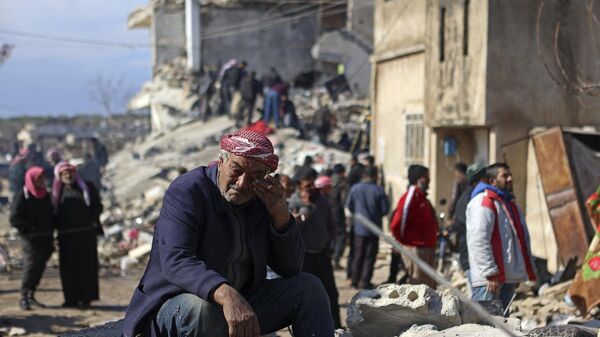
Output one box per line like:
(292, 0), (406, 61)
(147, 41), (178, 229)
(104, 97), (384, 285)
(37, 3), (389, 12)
(220, 129), (279, 171)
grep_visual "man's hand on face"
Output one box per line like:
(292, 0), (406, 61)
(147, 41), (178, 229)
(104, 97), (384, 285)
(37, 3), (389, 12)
(213, 284), (260, 337)
(252, 174), (290, 229)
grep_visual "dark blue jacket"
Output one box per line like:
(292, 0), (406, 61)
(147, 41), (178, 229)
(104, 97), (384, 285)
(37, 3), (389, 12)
(122, 165), (304, 337)
(345, 181), (390, 237)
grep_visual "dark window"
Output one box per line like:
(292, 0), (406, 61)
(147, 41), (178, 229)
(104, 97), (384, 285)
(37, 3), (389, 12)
(463, 0), (469, 55)
(440, 7), (446, 62)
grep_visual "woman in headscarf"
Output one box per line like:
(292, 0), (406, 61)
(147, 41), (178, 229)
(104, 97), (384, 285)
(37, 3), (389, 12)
(9, 166), (54, 310)
(53, 162), (102, 308)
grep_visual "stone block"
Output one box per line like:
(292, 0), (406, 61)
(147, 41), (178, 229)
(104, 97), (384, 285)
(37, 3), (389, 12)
(347, 284), (462, 337)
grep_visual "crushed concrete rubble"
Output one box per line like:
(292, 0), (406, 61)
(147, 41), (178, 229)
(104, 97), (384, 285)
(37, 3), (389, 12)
(511, 281), (581, 330)
(347, 284), (471, 337)
(94, 112), (353, 273)
(341, 281), (600, 337)
(129, 57), (204, 131)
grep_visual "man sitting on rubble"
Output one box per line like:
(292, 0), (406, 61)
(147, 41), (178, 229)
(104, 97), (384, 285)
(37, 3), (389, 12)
(466, 163), (536, 310)
(123, 129), (333, 337)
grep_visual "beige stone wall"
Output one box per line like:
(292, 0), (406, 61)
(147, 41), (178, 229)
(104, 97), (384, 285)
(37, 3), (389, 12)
(486, 1), (600, 130)
(374, 0), (426, 56)
(373, 53), (426, 206)
(425, 0), (488, 127)
(429, 128), (480, 210)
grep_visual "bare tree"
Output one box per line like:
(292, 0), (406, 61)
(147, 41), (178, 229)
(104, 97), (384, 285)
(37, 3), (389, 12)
(536, 0), (600, 97)
(88, 74), (137, 117)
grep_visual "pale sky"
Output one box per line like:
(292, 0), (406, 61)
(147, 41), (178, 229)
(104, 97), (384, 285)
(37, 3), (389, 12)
(0, 0), (151, 117)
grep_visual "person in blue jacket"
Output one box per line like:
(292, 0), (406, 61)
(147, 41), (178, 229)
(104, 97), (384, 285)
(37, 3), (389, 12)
(123, 129), (333, 337)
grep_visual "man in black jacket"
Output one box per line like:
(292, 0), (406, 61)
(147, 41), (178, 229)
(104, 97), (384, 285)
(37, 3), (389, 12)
(238, 71), (261, 127)
(451, 163), (487, 277)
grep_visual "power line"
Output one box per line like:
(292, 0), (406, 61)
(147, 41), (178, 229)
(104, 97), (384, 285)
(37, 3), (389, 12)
(0, 1), (371, 52)
(0, 28), (148, 49)
(346, 1), (411, 82)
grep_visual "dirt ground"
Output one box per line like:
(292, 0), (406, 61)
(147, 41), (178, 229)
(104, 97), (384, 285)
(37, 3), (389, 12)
(0, 230), (391, 336)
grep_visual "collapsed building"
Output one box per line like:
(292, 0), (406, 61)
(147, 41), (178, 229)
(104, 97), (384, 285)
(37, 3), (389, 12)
(127, 0), (374, 132)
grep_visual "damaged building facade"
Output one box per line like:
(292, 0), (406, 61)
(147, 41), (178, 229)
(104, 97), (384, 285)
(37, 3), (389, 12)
(372, 0), (600, 271)
(128, 0), (374, 132)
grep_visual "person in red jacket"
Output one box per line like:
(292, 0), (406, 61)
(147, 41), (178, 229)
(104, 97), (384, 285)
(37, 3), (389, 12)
(390, 165), (438, 288)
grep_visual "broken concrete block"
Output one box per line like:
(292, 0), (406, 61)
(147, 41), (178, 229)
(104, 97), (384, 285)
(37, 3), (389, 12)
(346, 284), (462, 337)
(426, 324), (515, 337)
(144, 185), (165, 205)
(503, 317), (522, 332)
(399, 324), (439, 337)
(334, 329), (354, 337)
(128, 243), (152, 259)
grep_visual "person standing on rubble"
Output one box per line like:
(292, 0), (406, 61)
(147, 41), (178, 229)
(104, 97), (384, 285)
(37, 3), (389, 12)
(390, 165), (438, 289)
(345, 166), (390, 289)
(238, 71), (261, 127)
(77, 153), (102, 191)
(91, 137), (108, 169)
(10, 166), (54, 310)
(53, 162), (102, 308)
(289, 173), (341, 329)
(220, 61), (247, 117)
(281, 93), (306, 138)
(314, 105), (333, 145)
(123, 129), (333, 337)
(466, 163), (536, 310)
(262, 73), (287, 128)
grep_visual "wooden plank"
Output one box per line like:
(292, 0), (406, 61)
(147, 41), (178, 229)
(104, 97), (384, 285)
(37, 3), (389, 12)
(533, 128), (589, 265)
(548, 200), (589, 264)
(533, 128), (574, 195)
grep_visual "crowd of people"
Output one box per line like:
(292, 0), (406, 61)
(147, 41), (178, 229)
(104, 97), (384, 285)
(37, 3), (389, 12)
(6, 140), (107, 310)
(213, 61), (339, 144)
(118, 126), (543, 337)
(4, 125), (545, 337)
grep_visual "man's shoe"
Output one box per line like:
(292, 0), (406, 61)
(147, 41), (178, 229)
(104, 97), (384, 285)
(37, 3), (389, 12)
(19, 297), (31, 311)
(77, 301), (91, 309)
(29, 297), (47, 308)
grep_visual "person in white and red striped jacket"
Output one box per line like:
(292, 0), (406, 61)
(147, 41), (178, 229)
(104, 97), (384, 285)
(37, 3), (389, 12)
(466, 163), (536, 310)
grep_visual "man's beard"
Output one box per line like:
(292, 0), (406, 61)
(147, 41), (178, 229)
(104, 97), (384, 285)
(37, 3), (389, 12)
(223, 184), (253, 204)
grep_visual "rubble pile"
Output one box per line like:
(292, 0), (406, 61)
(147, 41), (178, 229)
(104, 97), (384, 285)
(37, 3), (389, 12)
(511, 281), (581, 330)
(128, 57), (204, 131)
(292, 89), (369, 144)
(98, 114), (354, 273)
(339, 283), (600, 337)
(97, 116), (236, 272)
(345, 284), (519, 337)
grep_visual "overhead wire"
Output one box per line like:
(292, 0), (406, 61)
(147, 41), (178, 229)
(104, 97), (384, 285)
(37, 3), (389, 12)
(196, 1), (347, 40)
(0, 1), (362, 50)
(346, 0), (408, 82)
